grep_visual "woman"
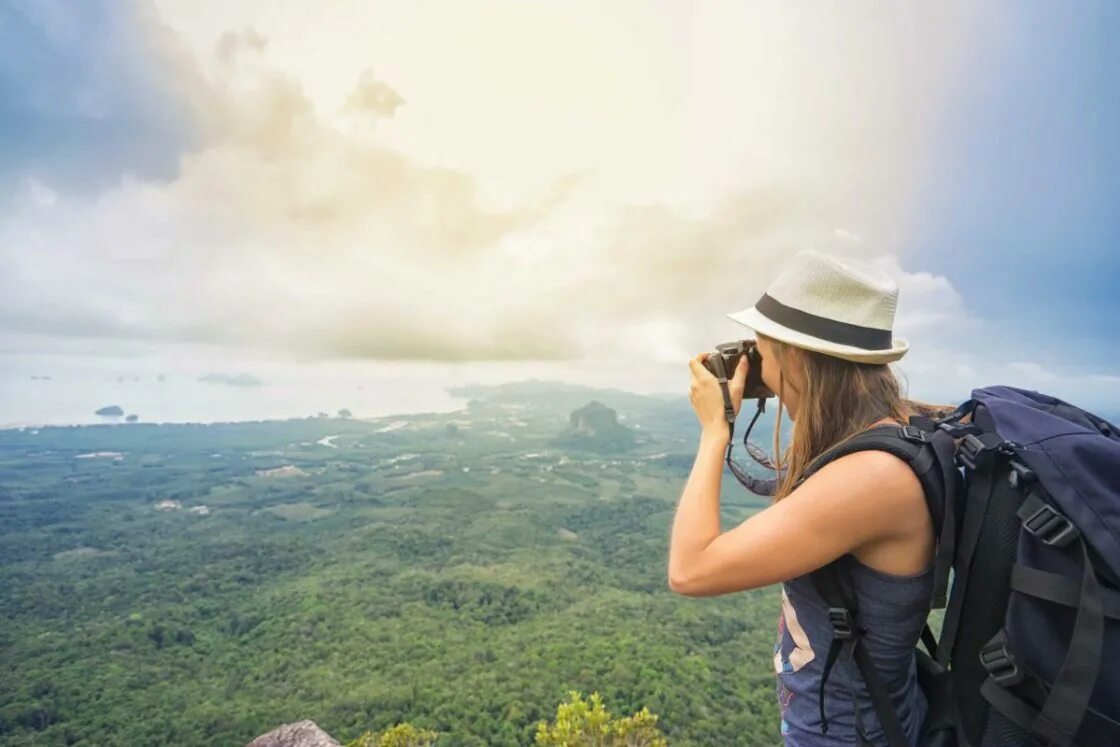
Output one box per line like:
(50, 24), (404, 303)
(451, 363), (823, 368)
(668, 250), (952, 746)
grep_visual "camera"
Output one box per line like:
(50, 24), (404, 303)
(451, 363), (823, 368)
(702, 339), (775, 400)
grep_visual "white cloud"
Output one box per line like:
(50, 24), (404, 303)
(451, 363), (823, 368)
(866, 254), (976, 338)
(24, 177), (58, 208)
(3, 3), (1115, 411)
(1007, 361), (1058, 383)
(0, 16), (906, 366)
(833, 228), (862, 245)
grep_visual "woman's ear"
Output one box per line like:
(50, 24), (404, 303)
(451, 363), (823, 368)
(786, 345), (803, 372)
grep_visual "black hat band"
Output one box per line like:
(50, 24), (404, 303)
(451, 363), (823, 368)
(754, 293), (893, 351)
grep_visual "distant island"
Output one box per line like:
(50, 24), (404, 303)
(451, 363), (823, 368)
(95, 405), (124, 416)
(198, 372), (263, 387)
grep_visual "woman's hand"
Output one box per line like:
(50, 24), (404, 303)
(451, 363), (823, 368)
(688, 351), (749, 438)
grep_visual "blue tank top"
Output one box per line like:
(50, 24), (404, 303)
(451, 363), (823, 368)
(774, 553), (934, 746)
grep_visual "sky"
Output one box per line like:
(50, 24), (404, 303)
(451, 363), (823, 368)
(0, 0), (1118, 423)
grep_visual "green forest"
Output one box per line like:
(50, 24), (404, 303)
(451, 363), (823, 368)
(1, 383), (789, 746)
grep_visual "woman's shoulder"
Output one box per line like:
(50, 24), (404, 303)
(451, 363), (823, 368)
(829, 419), (923, 489)
(813, 445), (921, 491)
(803, 426), (933, 573)
(804, 442), (925, 521)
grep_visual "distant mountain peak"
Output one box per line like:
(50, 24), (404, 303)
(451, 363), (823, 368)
(569, 400), (617, 435)
(559, 400), (638, 452)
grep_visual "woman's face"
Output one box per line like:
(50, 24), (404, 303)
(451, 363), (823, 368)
(754, 335), (802, 417)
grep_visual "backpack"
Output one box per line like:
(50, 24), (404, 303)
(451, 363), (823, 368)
(758, 386), (1120, 747)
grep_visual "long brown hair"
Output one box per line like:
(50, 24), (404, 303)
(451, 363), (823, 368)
(758, 331), (955, 502)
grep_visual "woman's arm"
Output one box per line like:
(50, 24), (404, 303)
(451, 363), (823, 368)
(667, 445), (924, 597)
(666, 428), (731, 589)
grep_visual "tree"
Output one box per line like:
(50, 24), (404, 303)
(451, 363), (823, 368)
(345, 722), (441, 747)
(534, 691), (667, 747)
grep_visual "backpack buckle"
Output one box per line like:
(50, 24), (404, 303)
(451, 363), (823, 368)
(938, 421), (980, 438)
(957, 433), (996, 470)
(1022, 503), (1078, 548)
(827, 608), (857, 640)
(1007, 459), (1037, 490)
(899, 425), (929, 444)
(979, 640), (1024, 687)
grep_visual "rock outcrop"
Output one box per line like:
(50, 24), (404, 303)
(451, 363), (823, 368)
(245, 720), (340, 747)
(556, 401), (637, 452)
(569, 400), (619, 436)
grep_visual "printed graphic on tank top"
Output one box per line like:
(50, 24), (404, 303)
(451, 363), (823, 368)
(773, 555), (933, 746)
(774, 587), (816, 737)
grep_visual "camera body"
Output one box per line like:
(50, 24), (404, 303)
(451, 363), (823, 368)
(702, 339), (775, 400)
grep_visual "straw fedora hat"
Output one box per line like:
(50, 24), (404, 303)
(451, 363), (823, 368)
(726, 250), (909, 364)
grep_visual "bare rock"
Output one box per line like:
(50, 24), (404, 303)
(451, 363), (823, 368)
(559, 400), (636, 452)
(570, 400), (618, 436)
(245, 720), (341, 747)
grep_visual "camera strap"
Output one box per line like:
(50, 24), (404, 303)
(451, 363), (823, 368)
(721, 388), (779, 494)
(715, 370), (738, 440)
(711, 352), (752, 445)
(711, 354), (782, 495)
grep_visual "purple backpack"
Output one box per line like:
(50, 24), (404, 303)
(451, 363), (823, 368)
(922, 386), (1120, 747)
(729, 385), (1120, 747)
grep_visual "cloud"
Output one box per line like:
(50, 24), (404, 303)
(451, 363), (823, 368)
(1007, 361), (1058, 383)
(215, 26), (267, 65)
(868, 254), (975, 338)
(2, 6), (869, 367)
(346, 70), (406, 119)
(0, 0), (202, 193)
(1, 1), (1115, 414)
(833, 228), (862, 245)
(0, 14), (595, 360)
(24, 177), (57, 208)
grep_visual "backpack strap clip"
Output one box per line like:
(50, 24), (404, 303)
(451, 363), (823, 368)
(938, 420), (981, 438)
(979, 631), (1025, 687)
(827, 607), (858, 640)
(1007, 458), (1037, 490)
(957, 432), (1008, 470)
(1018, 492), (1079, 548)
(898, 424), (929, 444)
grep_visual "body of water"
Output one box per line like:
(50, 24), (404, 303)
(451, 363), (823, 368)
(0, 374), (471, 428)
(0, 352), (684, 429)
(0, 363), (473, 428)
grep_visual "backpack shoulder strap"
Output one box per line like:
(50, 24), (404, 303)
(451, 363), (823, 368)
(799, 423), (945, 505)
(797, 422), (959, 608)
